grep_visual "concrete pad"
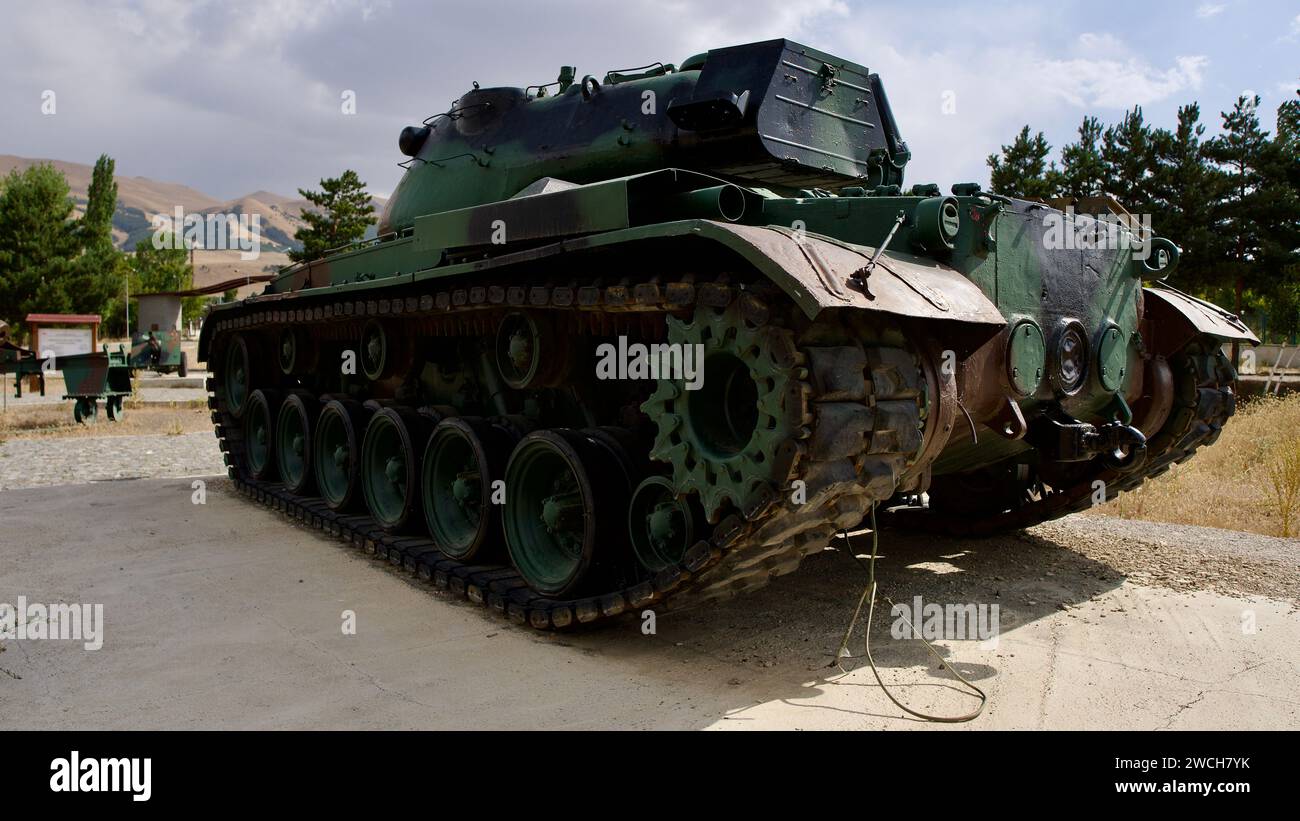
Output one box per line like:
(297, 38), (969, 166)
(1, 477), (1297, 730)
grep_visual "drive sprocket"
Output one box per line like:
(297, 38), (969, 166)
(643, 301), (807, 522)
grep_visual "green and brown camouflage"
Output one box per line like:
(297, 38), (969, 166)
(130, 329), (186, 374)
(198, 38), (1257, 620)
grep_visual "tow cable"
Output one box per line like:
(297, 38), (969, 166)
(831, 503), (988, 723)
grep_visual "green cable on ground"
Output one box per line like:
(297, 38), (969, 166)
(832, 502), (987, 723)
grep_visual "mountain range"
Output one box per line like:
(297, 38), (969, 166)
(0, 155), (388, 290)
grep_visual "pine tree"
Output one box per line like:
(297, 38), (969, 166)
(1204, 95), (1270, 349)
(1254, 85), (1300, 335)
(1101, 107), (1155, 210)
(0, 163), (79, 325)
(987, 126), (1059, 199)
(1058, 116), (1106, 199)
(1147, 104), (1223, 293)
(289, 170), (376, 263)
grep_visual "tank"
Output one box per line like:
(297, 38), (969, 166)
(199, 38), (1257, 628)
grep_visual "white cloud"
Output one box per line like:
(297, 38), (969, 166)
(1195, 3), (1226, 19)
(1038, 54), (1208, 109)
(1075, 32), (1130, 60)
(808, 9), (1215, 188)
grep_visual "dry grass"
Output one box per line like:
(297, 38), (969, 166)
(1092, 392), (1300, 538)
(0, 400), (210, 441)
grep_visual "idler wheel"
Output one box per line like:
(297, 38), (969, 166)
(243, 388), (281, 481)
(422, 417), (519, 561)
(361, 406), (428, 533)
(627, 476), (705, 574)
(503, 429), (633, 598)
(276, 391), (320, 494)
(313, 399), (370, 511)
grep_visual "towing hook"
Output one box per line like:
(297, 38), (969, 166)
(1027, 413), (1148, 472)
(1089, 422), (1148, 472)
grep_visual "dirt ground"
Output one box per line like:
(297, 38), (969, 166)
(1, 475), (1295, 730)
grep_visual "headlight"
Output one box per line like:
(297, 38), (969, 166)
(1051, 321), (1089, 395)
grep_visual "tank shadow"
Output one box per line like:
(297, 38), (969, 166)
(564, 521), (1128, 727)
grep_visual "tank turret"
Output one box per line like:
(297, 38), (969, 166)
(379, 39), (909, 233)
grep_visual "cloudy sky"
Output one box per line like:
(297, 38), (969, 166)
(1, 0), (1296, 200)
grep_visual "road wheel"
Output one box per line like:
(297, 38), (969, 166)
(361, 407), (428, 533)
(243, 389), (280, 481)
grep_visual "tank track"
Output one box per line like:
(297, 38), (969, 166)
(204, 273), (928, 629)
(887, 335), (1236, 536)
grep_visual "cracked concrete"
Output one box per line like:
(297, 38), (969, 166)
(0, 476), (1297, 730)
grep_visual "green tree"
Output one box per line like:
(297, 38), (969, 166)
(1100, 107), (1155, 209)
(70, 154), (127, 328)
(1253, 86), (1300, 336)
(0, 163), (79, 325)
(987, 126), (1060, 199)
(132, 231), (192, 293)
(289, 169), (376, 263)
(110, 231), (204, 332)
(1147, 104), (1224, 294)
(1057, 116), (1106, 199)
(1203, 95), (1271, 351)
(81, 154), (117, 251)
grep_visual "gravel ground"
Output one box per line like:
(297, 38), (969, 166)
(0, 431), (224, 490)
(1031, 516), (1299, 605)
(133, 388), (210, 403)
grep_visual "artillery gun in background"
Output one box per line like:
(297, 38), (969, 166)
(200, 39), (1256, 628)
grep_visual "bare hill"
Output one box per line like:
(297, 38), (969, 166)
(1, 154), (387, 254)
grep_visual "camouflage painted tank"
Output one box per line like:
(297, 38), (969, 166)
(200, 39), (1256, 628)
